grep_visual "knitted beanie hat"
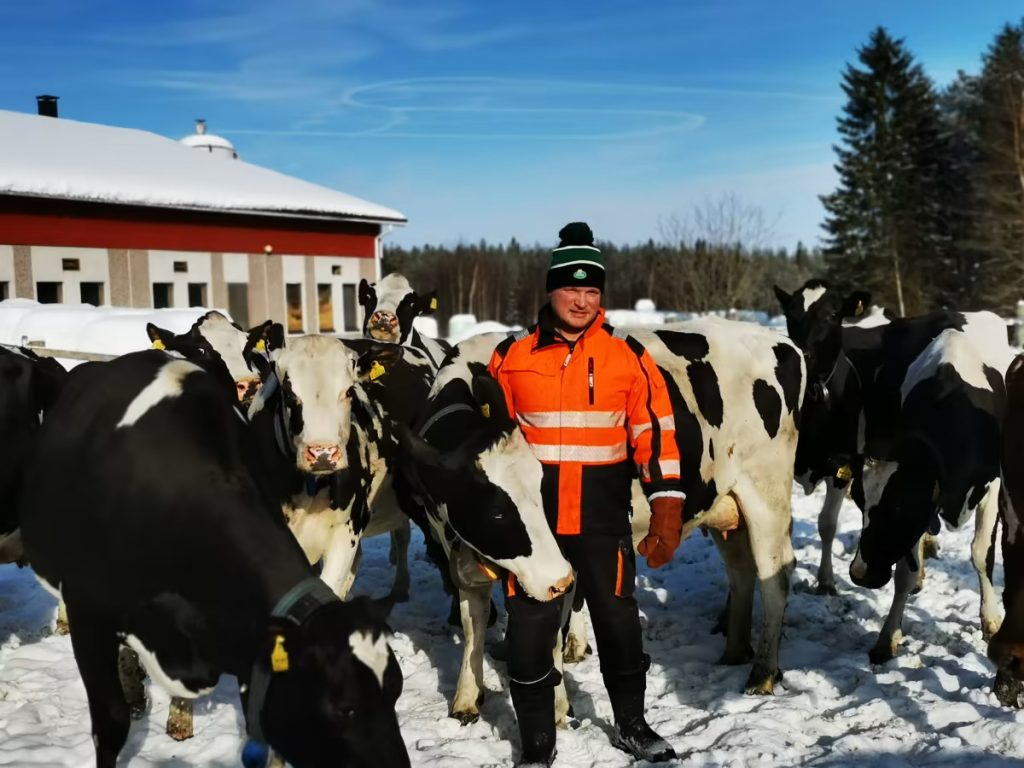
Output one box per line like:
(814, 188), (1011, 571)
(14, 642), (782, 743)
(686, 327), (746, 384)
(546, 222), (605, 292)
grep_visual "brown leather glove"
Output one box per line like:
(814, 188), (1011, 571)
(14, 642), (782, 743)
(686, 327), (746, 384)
(638, 496), (685, 569)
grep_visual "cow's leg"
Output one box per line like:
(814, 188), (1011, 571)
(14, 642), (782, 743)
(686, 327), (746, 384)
(67, 604), (131, 768)
(563, 590), (591, 663)
(55, 599), (70, 635)
(117, 647), (147, 720)
(815, 479), (845, 595)
(869, 552), (916, 664)
(450, 584), (490, 724)
(974, 479), (1002, 640)
(711, 528), (755, 666)
(912, 536), (927, 594)
(389, 522), (411, 603)
(922, 533), (940, 559)
(553, 628), (571, 726)
(738, 489), (795, 695)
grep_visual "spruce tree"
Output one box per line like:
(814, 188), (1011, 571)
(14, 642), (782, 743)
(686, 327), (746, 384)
(821, 27), (951, 315)
(972, 21), (1024, 314)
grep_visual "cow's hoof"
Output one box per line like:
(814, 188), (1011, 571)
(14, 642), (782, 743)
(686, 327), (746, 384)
(117, 648), (147, 720)
(166, 697), (194, 741)
(54, 618), (70, 636)
(923, 535), (940, 560)
(450, 711), (480, 726)
(982, 618), (1002, 642)
(994, 670), (1024, 708)
(815, 583), (839, 596)
(868, 631), (902, 665)
(562, 637), (592, 664)
(744, 666), (782, 695)
(718, 644), (754, 666)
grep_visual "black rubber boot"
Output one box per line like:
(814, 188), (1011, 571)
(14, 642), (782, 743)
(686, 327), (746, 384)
(605, 668), (676, 763)
(511, 679), (557, 767)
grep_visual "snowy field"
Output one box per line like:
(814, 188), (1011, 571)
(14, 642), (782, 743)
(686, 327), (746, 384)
(0, 485), (1022, 767)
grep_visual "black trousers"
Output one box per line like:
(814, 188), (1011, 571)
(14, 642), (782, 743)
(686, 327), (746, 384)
(505, 533), (647, 741)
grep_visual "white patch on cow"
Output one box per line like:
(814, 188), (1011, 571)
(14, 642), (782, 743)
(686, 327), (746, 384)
(34, 574), (62, 600)
(798, 285), (827, 312)
(348, 630), (390, 688)
(117, 360), (201, 428)
(275, 336), (359, 470)
(123, 633), (215, 699)
(475, 430), (573, 600)
(844, 305), (891, 329)
(195, 312), (254, 384)
(862, 460), (899, 525)
(372, 273), (415, 316)
(901, 321), (1012, 403)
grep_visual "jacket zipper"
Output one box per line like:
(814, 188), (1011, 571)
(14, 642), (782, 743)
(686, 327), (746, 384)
(588, 357), (595, 405)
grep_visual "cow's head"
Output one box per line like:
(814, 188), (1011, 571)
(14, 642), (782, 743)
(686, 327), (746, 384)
(358, 273), (437, 345)
(259, 598), (408, 768)
(401, 373), (574, 602)
(849, 449), (938, 590)
(774, 280), (870, 382)
(0, 348), (66, 539)
(267, 336), (366, 475)
(146, 311), (274, 405)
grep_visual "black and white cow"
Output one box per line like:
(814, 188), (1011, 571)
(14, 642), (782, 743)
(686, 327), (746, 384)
(18, 350), (409, 768)
(850, 319), (1012, 661)
(146, 310), (269, 404)
(398, 332), (576, 724)
(358, 273), (451, 371)
(0, 344), (67, 563)
(989, 353), (1024, 707)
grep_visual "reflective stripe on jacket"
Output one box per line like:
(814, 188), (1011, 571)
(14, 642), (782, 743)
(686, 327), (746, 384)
(488, 306), (683, 536)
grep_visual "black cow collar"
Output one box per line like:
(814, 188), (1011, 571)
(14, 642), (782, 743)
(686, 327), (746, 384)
(246, 577), (339, 744)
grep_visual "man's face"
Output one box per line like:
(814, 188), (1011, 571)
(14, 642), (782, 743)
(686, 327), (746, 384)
(550, 286), (601, 334)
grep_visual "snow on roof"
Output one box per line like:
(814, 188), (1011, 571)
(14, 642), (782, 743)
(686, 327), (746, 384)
(180, 133), (236, 152)
(0, 110), (406, 224)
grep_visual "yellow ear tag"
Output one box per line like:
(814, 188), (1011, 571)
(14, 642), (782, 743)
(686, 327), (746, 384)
(271, 634), (289, 672)
(480, 403), (490, 418)
(430, 298), (438, 311)
(836, 464), (853, 481)
(477, 561), (499, 581)
(855, 300), (865, 317)
(369, 361), (386, 381)
(255, 339), (267, 353)
(151, 339), (166, 351)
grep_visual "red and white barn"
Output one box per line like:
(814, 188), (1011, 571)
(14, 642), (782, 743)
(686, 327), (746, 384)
(0, 107), (406, 334)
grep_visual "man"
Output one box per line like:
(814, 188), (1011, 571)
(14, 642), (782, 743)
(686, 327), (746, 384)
(488, 222), (686, 766)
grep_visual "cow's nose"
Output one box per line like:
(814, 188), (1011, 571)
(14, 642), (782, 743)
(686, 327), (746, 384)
(549, 571), (575, 599)
(305, 443), (340, 470)
(371, 312), (397, 329)
(236, 377), (260, 402)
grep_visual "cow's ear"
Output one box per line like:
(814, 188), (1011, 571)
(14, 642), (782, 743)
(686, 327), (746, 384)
(358, 279), (375, 309)
(471, 374), (511, 424)
(356, 342), (403, 383)
(243, 320), (274, 376)
(146, 323), (174, 351)
(841, 291), (871, 319)
(773, 285), (792, 310)
(417, 290), (439, 316)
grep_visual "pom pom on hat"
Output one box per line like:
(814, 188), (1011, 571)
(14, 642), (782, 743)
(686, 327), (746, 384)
(547, 221), (605, 292)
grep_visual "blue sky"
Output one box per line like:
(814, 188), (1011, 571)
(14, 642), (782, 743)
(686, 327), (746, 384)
(1, 1), (1020, 250)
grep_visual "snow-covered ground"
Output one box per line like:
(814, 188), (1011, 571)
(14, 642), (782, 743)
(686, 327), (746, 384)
(0, 482), (1022, 766)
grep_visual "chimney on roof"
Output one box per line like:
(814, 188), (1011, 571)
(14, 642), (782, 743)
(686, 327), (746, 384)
(36, 95), (59, 118)
(195, 118), (207, 135)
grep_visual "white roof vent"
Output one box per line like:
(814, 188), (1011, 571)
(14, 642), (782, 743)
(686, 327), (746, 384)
(179, 119), (238, 159)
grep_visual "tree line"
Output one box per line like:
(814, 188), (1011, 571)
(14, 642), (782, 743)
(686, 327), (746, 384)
(385, 19), (1024, 328)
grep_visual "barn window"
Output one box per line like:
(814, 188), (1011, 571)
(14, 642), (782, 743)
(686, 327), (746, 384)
(342, 283), (357, 332)
(36, 282), (62, 304)
(286, 283), (304, 333)
(0, 282), (8, 300)
(80, 282), (104, 306)
(331, 265), (342, 276)
(188, 283), (207, 308)
(318, 284), (334, 333)
(173, 261), (188, 273)
(228, 283), (249, 327)
(62, 258), (80, 272)
(153, 283), (173, 309)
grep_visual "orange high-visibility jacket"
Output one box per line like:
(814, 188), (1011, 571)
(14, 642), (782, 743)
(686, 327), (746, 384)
(488, 306), (684, 536)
